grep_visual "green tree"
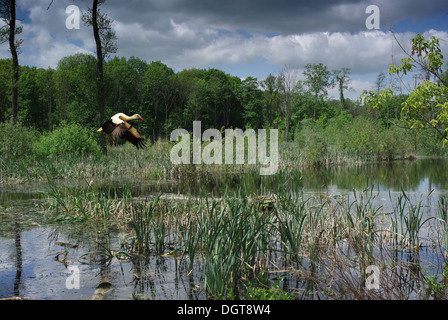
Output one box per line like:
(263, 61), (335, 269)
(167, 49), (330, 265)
(227, 75), (245, 129)
(0, 0), (22, 122)
(260, 74), (281, 128)
(143, 61), (176, 140)
(53, 54), (98, 128)
(205, 69), (240, 130)
(0, 58), (12, 121)
(361, 33), (448, 145)
(38, 68), (55, 131)
(17, 66), (40, 128)
(292, 82), (316, 122)
(303, 63), (333, 121)
(176, 68), (209, 130)
(105, 57), (145, 120)
(240, 76), (263, 129)
(278, 67), (300, 141)
(175, 68), (243, 131)
(207, 69), (231, 129)
(332, 67), (351, 109)
(15, 66), (55, 131)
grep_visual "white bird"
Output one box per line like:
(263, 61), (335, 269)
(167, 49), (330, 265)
(97, 113), (148, 149)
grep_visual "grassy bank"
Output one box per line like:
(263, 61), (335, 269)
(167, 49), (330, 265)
(1, 118), (446, 185)
(294, 113), (447, 167)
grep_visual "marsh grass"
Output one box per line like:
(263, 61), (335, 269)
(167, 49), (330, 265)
(29, 143), (448, 300)
(1, 139), (415, 186)
(39, 173), (448, 300)
(390, 189), (435, 250)
(4, 123), (448, 299)
(437, 197), (448, 256)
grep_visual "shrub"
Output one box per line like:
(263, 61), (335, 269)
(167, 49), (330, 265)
(0, 120), (39, 162)
(376, 126), (412, 160)
(302, 130), (328, 166)
(35, 122), (100, 159)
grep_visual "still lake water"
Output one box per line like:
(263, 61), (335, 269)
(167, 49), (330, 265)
(1, 157), (447, 300)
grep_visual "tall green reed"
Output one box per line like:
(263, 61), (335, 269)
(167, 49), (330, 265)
(437, 196), (448, 257)
(201, 190), (273, 299)
(391, 189), (434, 250)
(275, 193), (307, 269)
(130, 196), (160, 254)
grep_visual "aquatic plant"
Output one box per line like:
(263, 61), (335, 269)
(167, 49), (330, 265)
(38, 165), (448, 300)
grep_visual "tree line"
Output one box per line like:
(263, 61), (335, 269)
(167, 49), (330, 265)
(0, 53), (370, 142)
(0, 0), (446, 157)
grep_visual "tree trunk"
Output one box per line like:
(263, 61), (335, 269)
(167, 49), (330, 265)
(9, 0), (18, 122)
(48, 85), (52, 131)
(284, 109), (290, 142)
(283, 95), (291, 142)
(92, 0), (106, 153)
(153, 102), (157, 143)
(339, 80), (345, 109)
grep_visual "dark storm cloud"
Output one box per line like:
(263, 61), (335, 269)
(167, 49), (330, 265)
(107, 0), (447, 34)
(4, 0), (446, 99)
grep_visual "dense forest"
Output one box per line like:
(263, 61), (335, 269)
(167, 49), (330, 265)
(0, 53), (446, 164)
(0, 55), (350, 137)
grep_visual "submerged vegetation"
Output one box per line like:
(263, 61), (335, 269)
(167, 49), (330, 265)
(37, 169), (448, 300)
(1, 123), (448, 300)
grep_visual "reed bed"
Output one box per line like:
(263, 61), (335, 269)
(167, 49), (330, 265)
(1, 140), (409, 186)
(39, 176), (448, 300)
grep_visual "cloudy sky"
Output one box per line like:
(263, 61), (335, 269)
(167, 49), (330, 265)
(1, 0), (448, 99)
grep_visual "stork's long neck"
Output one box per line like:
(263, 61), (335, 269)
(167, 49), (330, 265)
(120, 114), (139, 121)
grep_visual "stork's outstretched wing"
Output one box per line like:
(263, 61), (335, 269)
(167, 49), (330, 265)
(111, 121), (147, 149)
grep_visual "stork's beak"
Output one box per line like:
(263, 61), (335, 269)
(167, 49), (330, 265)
(139, 117), (146, 123)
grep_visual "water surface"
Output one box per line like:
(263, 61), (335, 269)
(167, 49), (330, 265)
(1, 157), (447, 299)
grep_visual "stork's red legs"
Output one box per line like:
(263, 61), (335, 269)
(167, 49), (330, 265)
(106, 133), (115, 147)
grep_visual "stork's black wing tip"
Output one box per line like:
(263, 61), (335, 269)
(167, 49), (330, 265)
(134, 138), (148, 149)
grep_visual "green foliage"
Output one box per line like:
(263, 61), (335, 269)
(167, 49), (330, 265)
(303, 63), (333, 97)
(333, 68), (352, 108)
(363, 33), (448, 145)
(301, 126), (328, 166)
(0, 59), (12, 122)
(241, 77), (264, 129)
(244, 279), (294, 300)
(423, 262), (448, 300)
(54, 53), (98, 128)
(0, 120), (39, 162)
(401, 81), (448, 143)
(294, 111), (431, 164)
(359, 88), (393, 113)
(0, 34), (446, 161)
(35, 122), (100, 159)
(389, 34), (445, 79)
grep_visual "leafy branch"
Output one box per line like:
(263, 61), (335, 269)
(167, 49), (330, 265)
(361, 32), (448, 144)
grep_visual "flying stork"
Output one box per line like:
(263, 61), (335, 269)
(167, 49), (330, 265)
(97, 113), (148, 149)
